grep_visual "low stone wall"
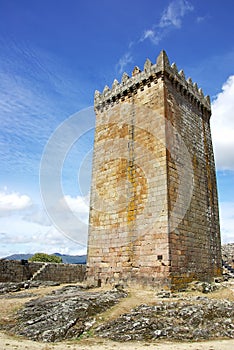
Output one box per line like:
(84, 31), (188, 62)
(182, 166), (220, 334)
(35, 262), (86, 283)
(0, 260), (43, 282)
(0, 259), (86, 283)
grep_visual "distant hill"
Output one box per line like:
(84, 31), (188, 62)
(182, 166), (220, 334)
(2, 253), (86, 264)
(53, 253), (86, 264)
(2, 253), (33, 261)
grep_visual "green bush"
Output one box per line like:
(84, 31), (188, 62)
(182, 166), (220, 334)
(29, 252), (62, 263)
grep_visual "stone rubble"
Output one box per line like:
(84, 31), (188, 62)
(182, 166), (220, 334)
(222, 243), (234, 267)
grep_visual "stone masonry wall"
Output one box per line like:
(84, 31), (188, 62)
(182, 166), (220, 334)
(36, 262), (86, 283)
(87, 77), (171, 288)
(164, 73), (222, 290)
(87, 50), (222, 290)
(0, 259), (86, 283)
(0, 260), (43, 282)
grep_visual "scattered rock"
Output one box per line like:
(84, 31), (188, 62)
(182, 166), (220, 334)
(156, 291), (172, 298)
(187, 281), (219, 293)
(0, 280), (60, 295)
(0, 282), (24, 294)
(222, 243), (234, 266)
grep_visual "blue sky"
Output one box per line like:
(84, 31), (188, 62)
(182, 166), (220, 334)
(0, 0), (233, 257)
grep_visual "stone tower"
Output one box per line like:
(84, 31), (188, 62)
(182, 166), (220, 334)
(87, 50), (222, 290)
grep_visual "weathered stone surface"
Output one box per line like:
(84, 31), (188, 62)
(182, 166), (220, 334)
(9, 286), (127, 342)
(93, 50), (210, 112)
(0, 281), (60, 295)
(0, 259), (86, 283)
(0, 282), (24, 294)
(222, 243), (234, 267)
(87, 50), (222, 290)
(96, 297), (234, 341)
(186, 281), (220, 293)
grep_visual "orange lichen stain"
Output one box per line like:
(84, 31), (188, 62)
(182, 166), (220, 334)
(192, 154), (197, 169)
(96, 123), (129, 142)
(91, 158), (148, 228)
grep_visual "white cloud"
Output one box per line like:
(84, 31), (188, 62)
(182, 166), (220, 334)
(23, 206), (52, 226)
(0, 215), (86, 258)
(219, 202), (234, 243)
(116, 1), (194, 71)
(0, 189), (89, 257)
(0, 189), (32, 214)
(64, 194), (89, 213)
(140, 30), (160, 45)
(159, 0), (194, 28)
(196, 16), (207, 23)
(64, 194), (89, 224)
(211, 75), (234, 171)
(116, 52), (133, 74)
(21, 194), (90, 246)
(140, 0), (193, 46)
(0, 39), (91, 180)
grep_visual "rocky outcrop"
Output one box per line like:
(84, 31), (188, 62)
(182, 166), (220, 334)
(96, 296), (234, 341)
(3, 281), (234, 343)
(0, 281), (60, 295)
(10, 285), (127, 342)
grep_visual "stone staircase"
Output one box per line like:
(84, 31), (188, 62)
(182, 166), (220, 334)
(29, 263), (48, 281)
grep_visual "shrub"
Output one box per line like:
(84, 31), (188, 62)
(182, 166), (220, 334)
(29, 253), (62, 263)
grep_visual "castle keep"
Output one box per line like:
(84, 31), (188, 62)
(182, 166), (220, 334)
(87, 51), (222, 290)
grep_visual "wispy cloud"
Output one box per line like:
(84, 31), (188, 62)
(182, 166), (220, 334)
(159, 0), (194, 28)
(141, 0), (193, 45)
(196, 16), (207, 23)
(140, 30), (160, 45)
(116, 0), (194, 74)
(0, 37), (91, 179)
(0, 37), (95, 257)
(116, 52), (133, 74)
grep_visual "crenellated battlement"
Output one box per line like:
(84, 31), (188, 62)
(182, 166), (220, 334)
(94, 50), (211, 113)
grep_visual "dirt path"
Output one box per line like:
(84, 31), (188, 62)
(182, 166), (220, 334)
(0, 332), (234, 350)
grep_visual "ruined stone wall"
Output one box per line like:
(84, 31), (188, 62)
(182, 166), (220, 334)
(0, 259), (86, 283)
(87, 50), (222, 290)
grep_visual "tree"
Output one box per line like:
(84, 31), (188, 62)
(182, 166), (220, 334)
(29, 253), (62, 263)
